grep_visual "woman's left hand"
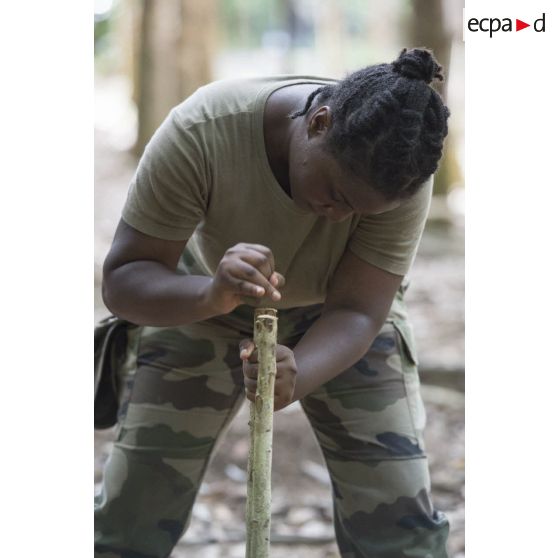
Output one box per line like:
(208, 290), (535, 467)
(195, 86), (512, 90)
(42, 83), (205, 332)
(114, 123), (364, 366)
(239, 339), (297, 411)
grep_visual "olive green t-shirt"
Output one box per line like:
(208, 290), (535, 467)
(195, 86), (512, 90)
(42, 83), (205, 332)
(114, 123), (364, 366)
(122, 75), (432, 310)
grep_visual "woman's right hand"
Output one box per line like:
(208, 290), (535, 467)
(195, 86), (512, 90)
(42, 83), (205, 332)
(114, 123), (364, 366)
(204, 243), (285, 315)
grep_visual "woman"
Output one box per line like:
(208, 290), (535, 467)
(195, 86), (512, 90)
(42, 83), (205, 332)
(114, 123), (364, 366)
(95, 47), (451, 557)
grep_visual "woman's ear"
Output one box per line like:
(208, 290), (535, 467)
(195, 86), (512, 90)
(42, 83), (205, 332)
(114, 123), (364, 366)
(307, 106), (332, 137)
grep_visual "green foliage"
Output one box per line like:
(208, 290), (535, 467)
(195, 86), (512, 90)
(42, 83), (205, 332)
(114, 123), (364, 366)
(94, 8), (120, 75)
(94, 17), (112, 57)
(219, 0), (383, 48)
(219, 0), (285, 48)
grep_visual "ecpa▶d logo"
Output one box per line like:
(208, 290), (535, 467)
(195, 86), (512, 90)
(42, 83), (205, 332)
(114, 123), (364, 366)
(467, 13), (546, 38)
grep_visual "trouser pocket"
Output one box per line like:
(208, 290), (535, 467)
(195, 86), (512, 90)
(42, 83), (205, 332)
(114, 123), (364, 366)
(94, 316), (139, 430)
(391, 318), (426, 449)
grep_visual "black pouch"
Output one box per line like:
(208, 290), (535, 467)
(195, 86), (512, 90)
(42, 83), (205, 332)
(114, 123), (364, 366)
(94, 315), (137, 430)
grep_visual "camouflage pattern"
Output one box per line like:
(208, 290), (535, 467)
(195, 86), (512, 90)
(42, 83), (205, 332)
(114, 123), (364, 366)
(95, 287), (449, 557)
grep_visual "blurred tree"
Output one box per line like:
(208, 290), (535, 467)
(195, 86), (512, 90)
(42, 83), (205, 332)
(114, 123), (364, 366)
(409, 0), (450, 98)
(407, 0), (461, 196)
(315, 0), (345, 77)
(282, 0), (314, 48)
(127, 0), (217, 155)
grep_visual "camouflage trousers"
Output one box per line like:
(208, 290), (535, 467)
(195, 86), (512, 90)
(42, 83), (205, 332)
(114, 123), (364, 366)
(95, 295), (449, 558)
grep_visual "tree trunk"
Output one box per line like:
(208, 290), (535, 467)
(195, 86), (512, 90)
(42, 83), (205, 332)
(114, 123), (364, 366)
(408, 0), (459, 195)
(409, 0), (451, 99)
(134, 0), (216, 155)
(314, 0), (345, 77)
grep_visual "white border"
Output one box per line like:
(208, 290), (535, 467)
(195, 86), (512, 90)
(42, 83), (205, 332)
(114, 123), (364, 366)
(466, 1), (558, 555)
(1, 2), (92, 556)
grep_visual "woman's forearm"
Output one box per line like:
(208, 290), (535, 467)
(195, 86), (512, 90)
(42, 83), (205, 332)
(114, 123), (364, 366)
(102, 260), (216, 326)
(291, 309), (380, 401)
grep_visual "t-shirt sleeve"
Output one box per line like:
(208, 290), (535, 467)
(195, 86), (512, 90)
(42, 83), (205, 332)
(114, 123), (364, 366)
(347, 176), (433, 276)
(121, 109), (209, 240)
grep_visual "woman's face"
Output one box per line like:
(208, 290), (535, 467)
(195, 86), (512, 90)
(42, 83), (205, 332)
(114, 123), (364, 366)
(287, 107), (400, 222)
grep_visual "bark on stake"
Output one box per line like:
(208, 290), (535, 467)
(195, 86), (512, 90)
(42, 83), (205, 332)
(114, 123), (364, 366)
(245, 308), (277, 558)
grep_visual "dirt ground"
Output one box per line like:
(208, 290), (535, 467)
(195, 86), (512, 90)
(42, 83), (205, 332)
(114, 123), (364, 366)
(94, 83), (465, 556)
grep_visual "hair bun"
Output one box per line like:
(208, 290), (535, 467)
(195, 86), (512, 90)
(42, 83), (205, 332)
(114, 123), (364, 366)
(392, 48), (443, 84)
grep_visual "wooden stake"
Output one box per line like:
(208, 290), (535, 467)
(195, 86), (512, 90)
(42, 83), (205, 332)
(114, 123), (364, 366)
(245, 308), (277, 558)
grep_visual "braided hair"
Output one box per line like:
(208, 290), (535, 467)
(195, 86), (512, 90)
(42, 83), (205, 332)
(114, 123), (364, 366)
(290, 48), (450, 200)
